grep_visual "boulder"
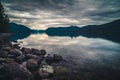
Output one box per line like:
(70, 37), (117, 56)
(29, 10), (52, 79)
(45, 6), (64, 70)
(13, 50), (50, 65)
(45, 54), (54, 65)
(15, 55), (25, 63)
(21, 47), (32, 54)
(40, 49), (47, 55)
(26, 54), (43, 63)
(0, 50), (8, 58)
(0, 58), (13, 63)
(32, 49), (47, 56)
(7, 54), (17, 59)
(31, 48), (41, 56)
(9, 49), (22, 57)
(12, 44), (20, 49)
(1, 46), (11, 51)
(2, 62), (33, 80)
(26, 59), (39, 72)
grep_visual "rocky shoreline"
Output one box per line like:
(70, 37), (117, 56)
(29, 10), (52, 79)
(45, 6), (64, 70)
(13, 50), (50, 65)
(1, 34), (120, 80)
(0, 34), (63, 80)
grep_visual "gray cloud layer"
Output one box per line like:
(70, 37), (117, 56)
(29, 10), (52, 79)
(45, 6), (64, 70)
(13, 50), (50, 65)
(1, 0), (120, 29)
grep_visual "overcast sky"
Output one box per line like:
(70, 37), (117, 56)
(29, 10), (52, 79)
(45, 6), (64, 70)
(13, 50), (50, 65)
(1, 0), (120, 29)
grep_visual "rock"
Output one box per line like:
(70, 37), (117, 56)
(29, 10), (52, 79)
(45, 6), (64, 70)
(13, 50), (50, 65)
(26, 54), (39, 60)
(12, 44), (20, 49)
(2, 62), (33, 80)
(41, 79), (50, 80)
(26, 59), (39, 72)
(37, 65), (54, 78)
(21, 47), (32, 54)
(40, 49), (47, 55)
(26, 54), (43, 63)
(9, 49), (22, 57)
(37, 70), (49, 78)
(0, 64), (5, 80)
(0, 58), (13, 63)
(1, 46), (11, 51)
(53, 54), (63, 63)
(45, 54), (63, 64)
(32, 49), (46, 56)
(45, 54), (53, 65)
(15, 55), (25, 63)
(0, 50), (8, 58)
(20, 61), (27, 69)
(7, 54), (17, 58)
(32, 48), (41, 56)
(40, 65), (54, 74)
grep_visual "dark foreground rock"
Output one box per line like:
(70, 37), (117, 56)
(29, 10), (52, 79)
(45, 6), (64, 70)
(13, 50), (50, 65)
(1, 62), (33, 80)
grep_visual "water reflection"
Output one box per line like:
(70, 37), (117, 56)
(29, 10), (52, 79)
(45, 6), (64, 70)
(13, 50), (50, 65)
(16, 33), (120, 68)
(11, 29), (120, 44)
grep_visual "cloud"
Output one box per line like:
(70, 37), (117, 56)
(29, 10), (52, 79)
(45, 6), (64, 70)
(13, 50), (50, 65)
(1, 0), (120, 29)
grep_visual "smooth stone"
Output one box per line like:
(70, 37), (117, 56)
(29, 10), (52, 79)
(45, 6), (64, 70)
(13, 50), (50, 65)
(15, 55), (25, 63)
(40, 49), (47, 55)
(0, 58), (13, 63)
(12, 44), (20, 49)
(37, 70), (49, 78)
(1, 46), (11, 51)
(7, 54), (17, 58)
(32, 48), (41, 56)
(26, 59), (39, 72)
(9, 49), (22, 56)
(45, 54), (53, 65)
(26, 54), (42, 62)
(0, 50), (8, 58)
(21, 47), (32, 54)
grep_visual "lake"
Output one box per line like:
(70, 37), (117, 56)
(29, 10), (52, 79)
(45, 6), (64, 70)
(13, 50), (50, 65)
(17, 33), (120, 80)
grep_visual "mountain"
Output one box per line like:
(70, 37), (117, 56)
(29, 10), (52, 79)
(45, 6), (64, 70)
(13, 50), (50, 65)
(45, 26), (80, 37)
(45, 19), (120, 43)
(10, 23), (31, 40)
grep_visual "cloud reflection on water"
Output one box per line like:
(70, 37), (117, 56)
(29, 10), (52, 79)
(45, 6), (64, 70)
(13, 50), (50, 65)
(17, 34), (120, 68)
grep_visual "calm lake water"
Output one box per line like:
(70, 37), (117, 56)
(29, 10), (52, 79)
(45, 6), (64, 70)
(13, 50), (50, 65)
(17, 34), (120, 68)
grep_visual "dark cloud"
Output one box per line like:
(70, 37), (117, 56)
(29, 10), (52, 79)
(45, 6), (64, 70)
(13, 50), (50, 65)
(2, 0), (77, 11)
(1, 0), (120, 29)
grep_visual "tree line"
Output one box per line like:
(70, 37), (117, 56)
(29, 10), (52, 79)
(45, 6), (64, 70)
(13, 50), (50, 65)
(0, 1), (10, 33)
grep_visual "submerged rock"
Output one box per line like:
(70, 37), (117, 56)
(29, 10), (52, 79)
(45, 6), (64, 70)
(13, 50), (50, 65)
(53, 54), (63, 63)
(40, 65), (54, 74)
(45, 54), (63, 64)
(37, 65), (54, 78)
